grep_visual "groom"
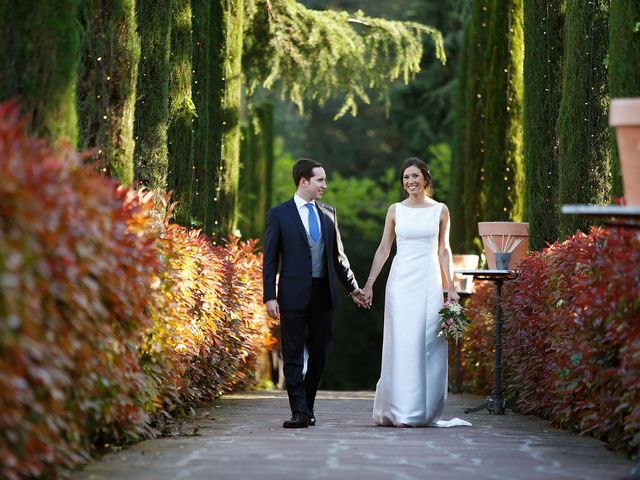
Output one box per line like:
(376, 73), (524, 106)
(263, 158), (364, 428)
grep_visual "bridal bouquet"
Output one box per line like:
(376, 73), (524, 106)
(437, 301), (471, 344)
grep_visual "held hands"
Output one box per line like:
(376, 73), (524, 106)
(268, 290), (371, 317)
(350, 288), (369, 309)
(352, 279), (373, 309)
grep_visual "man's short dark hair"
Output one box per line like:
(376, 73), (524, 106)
(292, 158), (323, 187)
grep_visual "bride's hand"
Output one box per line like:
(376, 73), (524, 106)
(447, 290), (460, 303)
(351, 289), (368, 308)
(362, 284), (373, 308)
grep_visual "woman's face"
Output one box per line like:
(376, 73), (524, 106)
(402, 165), (426, 195)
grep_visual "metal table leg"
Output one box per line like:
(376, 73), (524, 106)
(464, 279), (506, 414)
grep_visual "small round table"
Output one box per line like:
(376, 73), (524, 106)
(561, 204), (640, 229)
(455, 269), (519, 414)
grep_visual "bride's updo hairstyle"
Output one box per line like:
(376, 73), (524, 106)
(399, 157), (433, 196)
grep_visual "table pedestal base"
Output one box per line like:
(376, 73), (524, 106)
(464, 396), (506, 414)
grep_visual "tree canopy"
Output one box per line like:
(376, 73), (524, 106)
(243, 0), (446, 118)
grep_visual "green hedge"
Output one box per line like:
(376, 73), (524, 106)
(459, 0), (490, 253)
(77, 0), (140, 184)
(557, 0), (610, 238)
(609, 0), (640, 197)
(481, 0), (524, 222)
(523, 0), (563, 250)
(133, 0), (172, 190)
(0, 1), (80, 145)
(166, 0), (194, 225)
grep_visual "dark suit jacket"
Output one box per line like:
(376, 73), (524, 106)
(262, 198), (358, 310)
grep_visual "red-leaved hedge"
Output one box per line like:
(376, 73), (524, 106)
(455, 226), (640, 456)
(0, 101), (273, 479)
(141, 222), (273, 416)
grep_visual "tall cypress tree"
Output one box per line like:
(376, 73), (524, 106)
(0, 1), (80, 145)
(557, 0), (610, 238)
(77, 0), (140, 184)
(206, 0), (245, 240)
(609, 0), (640, 198)
(257, 101), (275, 236)
(167, 0), (194, 225)
(238, 101), (274, 239)
(482, 0), (524, 223)
(238, 123), (256, 238)
(191, 0), (212, 225)
(450, 18), (470, 252)
(461, 0), (490, 253)
(134, 0), (172, 190)
(204, 0), (226, 237)
(523, 1), (563, 250)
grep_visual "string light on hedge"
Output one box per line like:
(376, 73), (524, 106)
(210, 0), (234, 246)
(586, 0), (596, 161)
(479, 0), (487, 177)
(544, 5), (560, 205)
(494, 3), (515, 216)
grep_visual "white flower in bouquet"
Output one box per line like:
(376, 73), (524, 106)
(437, 301), (471, 344)
(448, 302), (463, 315)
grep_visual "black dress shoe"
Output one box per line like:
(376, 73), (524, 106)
(308, 410), (316, 426)
(283, 412), (308, 428)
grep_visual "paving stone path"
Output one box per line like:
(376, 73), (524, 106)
(74, 390), (634, 480)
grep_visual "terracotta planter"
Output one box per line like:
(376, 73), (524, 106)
(478, 222), (529, 270)
(453, 254), (479, 293)
(610, 98), (640, 205)
(452, 254), (480, 271)
(440, 254), (479, 293)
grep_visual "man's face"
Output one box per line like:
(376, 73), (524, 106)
(300, 167), (327, 200)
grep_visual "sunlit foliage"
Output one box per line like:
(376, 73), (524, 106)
(244, 0), (446, 118)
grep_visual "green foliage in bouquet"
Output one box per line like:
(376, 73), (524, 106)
(437, 301), (471, 344)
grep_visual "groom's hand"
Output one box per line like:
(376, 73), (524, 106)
(265, 299), (280, 320)
(351, 288), (364, 307)
(350, 289), (368, 309)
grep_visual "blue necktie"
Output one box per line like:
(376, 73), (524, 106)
(305, 203), (320, 242)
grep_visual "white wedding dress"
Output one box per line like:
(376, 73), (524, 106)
(373, 203), (471, 428)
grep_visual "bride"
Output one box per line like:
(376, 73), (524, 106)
(362, 157), (471, 428)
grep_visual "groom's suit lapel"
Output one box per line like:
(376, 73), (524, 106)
(286, 198), (308, 244)
(316, 202), (330, 241)
(316, 203), (334, 264)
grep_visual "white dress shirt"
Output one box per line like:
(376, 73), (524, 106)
(294, 193), (323, 241)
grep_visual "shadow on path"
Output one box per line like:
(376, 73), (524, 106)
(73, 390), (633, 480)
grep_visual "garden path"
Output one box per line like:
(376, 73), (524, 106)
(73, 390), (634, 480)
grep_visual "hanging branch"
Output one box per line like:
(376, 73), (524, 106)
(243, 0), (446, 118)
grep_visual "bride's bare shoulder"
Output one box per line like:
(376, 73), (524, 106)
(386, 203), (398, 221)
(439, 203), (451, 221)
